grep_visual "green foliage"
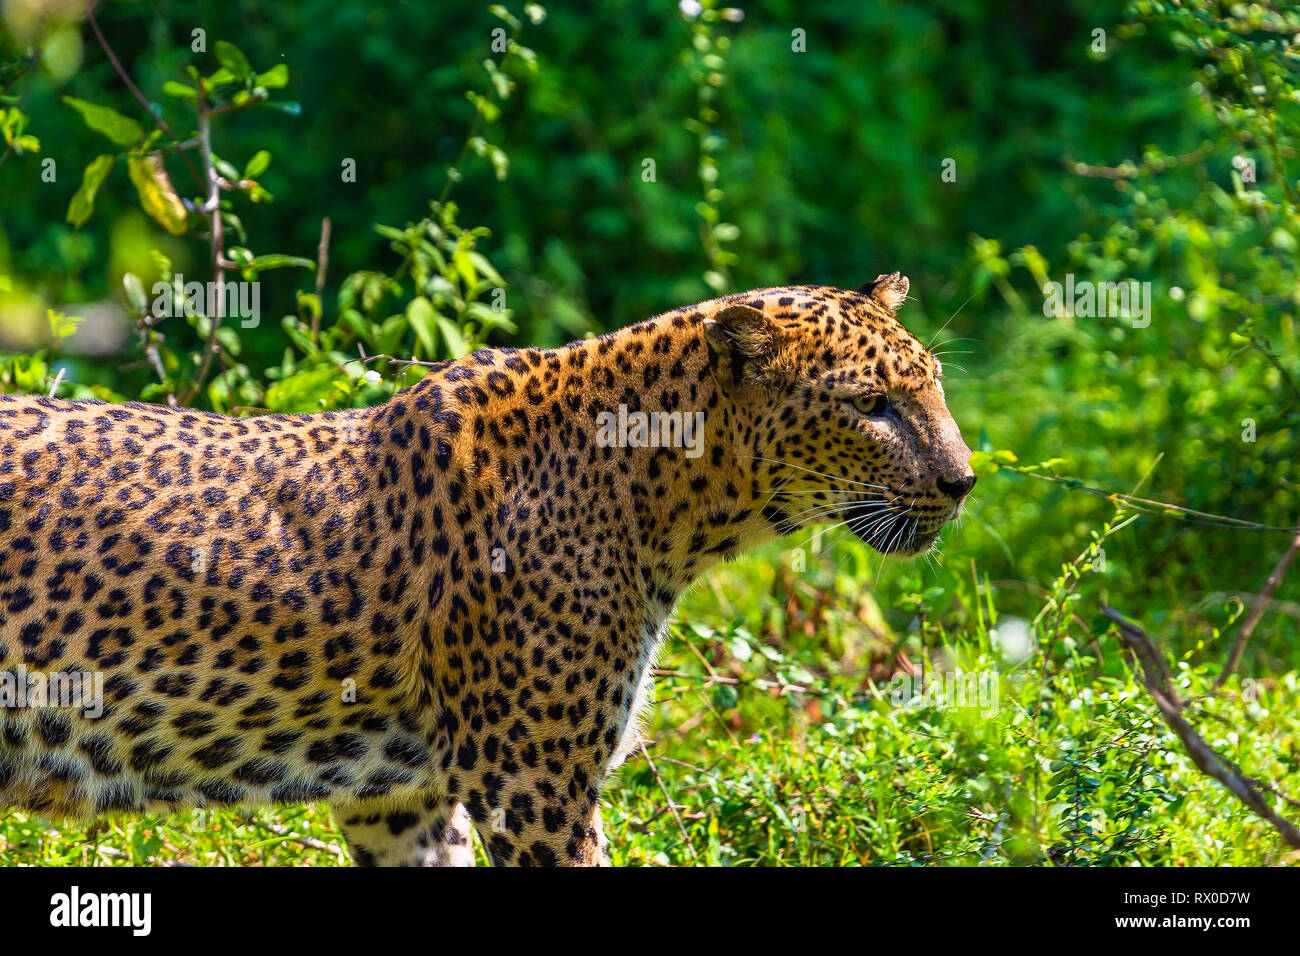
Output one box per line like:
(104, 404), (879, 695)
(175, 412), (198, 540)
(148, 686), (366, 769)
(4, 8), (544, 415)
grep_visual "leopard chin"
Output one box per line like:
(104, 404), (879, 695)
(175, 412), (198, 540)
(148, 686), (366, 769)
(838, 498), (948, 556)
(854, 523), (943, 557)
(887, 527), (943, 557)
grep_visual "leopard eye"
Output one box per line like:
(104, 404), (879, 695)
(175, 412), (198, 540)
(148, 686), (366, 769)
(850, 394), (891, 417)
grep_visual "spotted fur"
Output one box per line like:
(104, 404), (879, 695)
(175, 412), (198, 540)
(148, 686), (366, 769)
(0, 277), (973, 865)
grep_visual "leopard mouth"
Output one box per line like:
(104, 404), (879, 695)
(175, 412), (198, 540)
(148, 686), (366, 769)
(844, 497), (948, 556)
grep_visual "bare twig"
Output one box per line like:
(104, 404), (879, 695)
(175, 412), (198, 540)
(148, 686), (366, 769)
(178, 97), (223, 407)
(651, 668), (809, 696)
(83, 0), (204, 191)
(638, 742), (698, 862)
(313, 217), (331, 346)
(1101, 602), (1300, 849)
(94, 845), (192, 866)
(1250, 50), (1298, 207)
(1216, 530), (1300, 687)
(1064, 144), (1213, 180)
(337, 352), (447, 377)
(1196, 591), (1300, 622)
(238, 815), (343, 857)
(143, 338), (173, 405)
(1005, 465), (1300, 534)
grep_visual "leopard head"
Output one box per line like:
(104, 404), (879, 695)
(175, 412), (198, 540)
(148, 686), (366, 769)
(704, 274), (974, 557)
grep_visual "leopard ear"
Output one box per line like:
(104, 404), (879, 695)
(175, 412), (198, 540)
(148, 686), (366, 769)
(703, 304), (789, 390)
(858, 272), (910, 313)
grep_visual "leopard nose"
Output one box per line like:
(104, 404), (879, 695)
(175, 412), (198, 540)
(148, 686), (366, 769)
(936, 474), (976, 500)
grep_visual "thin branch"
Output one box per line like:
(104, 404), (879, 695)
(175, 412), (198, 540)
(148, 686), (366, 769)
(1004, 465), (1300, 534)
(84, 0), (204, 191)
(638, 742), (698, 862)
(1215, 530), (1300, 687)
(337, 352), (447, 376)
(651, 667), (809, 697)
(1101, 603), (1300, 849)
(313, 217), (331, 346)
(131, 306), (176, 406)
(1245, 333), (1300, 406)
(238, 815), (343, 857)
(1063, 143), (1213, 180)
(178, 97), (223, 408)
(1251, 49), (1299, 207)
(94, 844), (192, 866)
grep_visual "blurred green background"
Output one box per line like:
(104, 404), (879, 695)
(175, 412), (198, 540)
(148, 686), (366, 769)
(6, 0), (1201, 342)
(1, 0), (1298, 865)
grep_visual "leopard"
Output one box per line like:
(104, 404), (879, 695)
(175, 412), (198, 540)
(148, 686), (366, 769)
(0, 273), (974, 866)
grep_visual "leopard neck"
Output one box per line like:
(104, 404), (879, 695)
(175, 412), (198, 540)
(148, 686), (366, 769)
(390, 311), (780, 611)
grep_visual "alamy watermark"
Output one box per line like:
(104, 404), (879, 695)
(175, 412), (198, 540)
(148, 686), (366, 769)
(1043, 274), (1151, 328)
(889, 668), (999, 716)
(50, 886), (151, 936)
(595, 404), (705, 459)
(151, 274), (261, 329)
(0, 665), (104, 718)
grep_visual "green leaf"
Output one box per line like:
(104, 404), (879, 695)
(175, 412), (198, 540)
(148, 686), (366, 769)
(122, 273), (148, 313)
(488, 145), (509, 181)
(489, 5), (521, 30)
(66, 154), (115, 228)
(213, 154), (241, 182)
(452, 250), (478, 289)
(204, 67), (237, 89)
(215, 41), (254, 81)
(435, 315), (470, 358)
(295, 290), (321, 326)
(48, 309), (83, 341)
(13, 355), (48, 392)
(62, 95), (143, 147)
(467, 251), (505, 286)
(466, 91), (500, 123)
(243, 149), (271, 179)
(969, 450), (1000, 479)
(127, 154), (188, 235)
(215, 326), (243, 357)
(340, 308), (374, 345)
(262, 101), (302, 116)
(376, 313), (411, 357)
(728, 636), (753, 662)
(255, 64), (289, 89)
(464, 301), (516, 333)
(264, 365), (347, 412)
(712, 685), (740, 710)
(241, 254), (313, 277)
(406, 296), (438, 357)
(281, 318), (318, 356)
(161, 80), (197, 99)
